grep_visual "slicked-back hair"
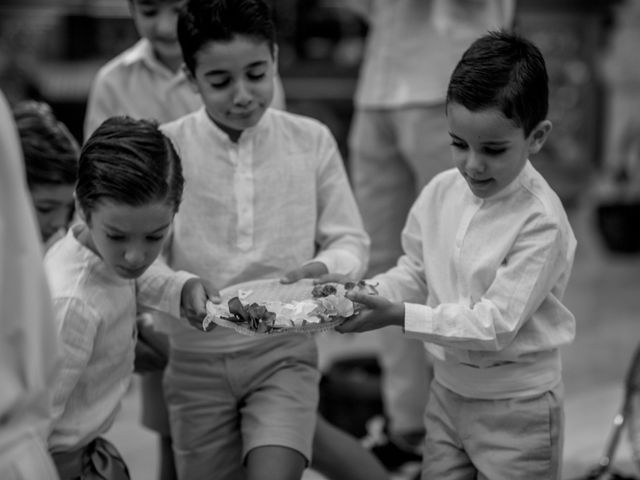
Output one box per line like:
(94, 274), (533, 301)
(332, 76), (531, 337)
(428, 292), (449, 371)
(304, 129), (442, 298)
(13, 101), (79, 188)
(446, 30), (549, 137)
(76, 116), (184, 221)
(178, 0), (276, 74)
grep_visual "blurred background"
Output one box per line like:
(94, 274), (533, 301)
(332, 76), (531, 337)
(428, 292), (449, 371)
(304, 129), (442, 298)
(2, 0), (639, 205)
(3, 0), (640, 479)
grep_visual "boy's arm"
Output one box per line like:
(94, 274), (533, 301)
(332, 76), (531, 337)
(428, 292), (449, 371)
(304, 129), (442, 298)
(370, 198), (430, 305)
(312, 126), (370, 279)
(136, 260), (216, 331)
(135, 259), (197, 319)
(49, 298), (98, 425)
(403, 216), (574, 352)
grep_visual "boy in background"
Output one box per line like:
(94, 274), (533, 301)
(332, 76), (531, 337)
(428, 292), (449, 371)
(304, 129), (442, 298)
(340, 30), (576, 480)
(13, 101), (79, 251)
(84, 0), (285, 140)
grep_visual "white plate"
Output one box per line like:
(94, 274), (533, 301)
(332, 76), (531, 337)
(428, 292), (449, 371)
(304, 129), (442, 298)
(203, 278), (349, 336)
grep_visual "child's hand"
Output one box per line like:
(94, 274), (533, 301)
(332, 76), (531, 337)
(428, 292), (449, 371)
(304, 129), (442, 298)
(336, 291), (405, 333)
(280, 261), (329, 284)
(181, 278), (220, 332)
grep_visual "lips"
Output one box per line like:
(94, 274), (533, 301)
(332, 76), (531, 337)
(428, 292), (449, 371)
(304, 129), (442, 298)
(229, 110), (256, 120)
(117, 265), (147, 278)
(467, 176), (492, 185)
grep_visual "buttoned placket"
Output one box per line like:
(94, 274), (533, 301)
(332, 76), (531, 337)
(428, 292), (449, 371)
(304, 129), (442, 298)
(454, 196), (483, 306)
(230, 140), (255, 251)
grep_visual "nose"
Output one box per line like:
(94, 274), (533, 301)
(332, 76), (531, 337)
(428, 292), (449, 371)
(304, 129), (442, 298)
(123, 244), (146, 267)
(465, 150), (486, 174)
(156, 10), (177, 38)
(233, 80), (252, 106)
(48, 209), (70, 232)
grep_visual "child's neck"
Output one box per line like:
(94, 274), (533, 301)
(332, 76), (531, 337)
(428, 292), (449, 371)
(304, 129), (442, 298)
(74, 224), (100, 258)
(154, 50), (182, 75)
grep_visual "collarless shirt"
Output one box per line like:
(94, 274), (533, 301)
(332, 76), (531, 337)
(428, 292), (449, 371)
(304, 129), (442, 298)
(160, 108), (370, 353)
(83, 38), (287, 140)
(83, 38), (201, 140)
(44, 227), (195, 451)
(375, 162), (577, 398)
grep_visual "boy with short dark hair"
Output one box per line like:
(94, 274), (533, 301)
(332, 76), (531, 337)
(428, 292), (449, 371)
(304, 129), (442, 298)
(159, 0), (371, 479)
(340, 30), (577, 480)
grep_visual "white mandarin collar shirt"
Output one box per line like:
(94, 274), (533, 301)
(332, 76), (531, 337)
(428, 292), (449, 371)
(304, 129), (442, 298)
(160, 107), (370, 352)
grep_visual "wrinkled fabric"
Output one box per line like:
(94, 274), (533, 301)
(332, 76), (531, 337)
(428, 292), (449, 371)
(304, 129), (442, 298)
(52, 437), (129, 480)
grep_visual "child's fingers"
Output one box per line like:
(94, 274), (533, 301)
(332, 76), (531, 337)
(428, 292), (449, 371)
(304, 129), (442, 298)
(200, 278), (221, 303)
(345, 290), (377, 307)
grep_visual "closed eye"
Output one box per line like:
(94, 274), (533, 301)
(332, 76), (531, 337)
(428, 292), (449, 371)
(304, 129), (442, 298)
(483, 147), (507, 156)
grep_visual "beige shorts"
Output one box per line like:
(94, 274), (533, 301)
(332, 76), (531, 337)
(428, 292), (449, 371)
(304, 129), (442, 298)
(422, 380), (564, 480)
(164, 335), (320, 480)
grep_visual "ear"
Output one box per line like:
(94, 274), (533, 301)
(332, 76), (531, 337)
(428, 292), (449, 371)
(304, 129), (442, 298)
(527, 120), (552, 155)
(272, 44), (279, 75)
(182, 63), (199, 94)
(74, 195), (87, 224)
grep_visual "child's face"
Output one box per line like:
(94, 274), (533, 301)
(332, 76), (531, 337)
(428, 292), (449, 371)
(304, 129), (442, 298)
(130, 0), (186, 70)
(447, 103), (551, 198)
(80, 199), (174, 280)
(185, 35), (276, 139)
(30, 183), (75, 242)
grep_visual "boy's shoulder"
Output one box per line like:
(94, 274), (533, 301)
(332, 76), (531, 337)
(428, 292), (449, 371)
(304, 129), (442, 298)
(265, 108), (334, 141)
(518, 163), (567, 213)
(160, 108), (335, 145)
(421, 168), (463, 194)
(92, 39), (149, 85)
(159, 108), (200, 135)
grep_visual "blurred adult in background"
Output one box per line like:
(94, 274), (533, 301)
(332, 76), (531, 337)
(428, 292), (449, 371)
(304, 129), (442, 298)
(344, 0), (516, 471)
(0, 88), (61, 480)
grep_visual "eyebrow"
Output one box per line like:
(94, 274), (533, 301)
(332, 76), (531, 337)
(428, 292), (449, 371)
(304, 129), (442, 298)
(104, 222), (172, 234)
(449, 132), (509, 146)
(203, 61), (268, 77)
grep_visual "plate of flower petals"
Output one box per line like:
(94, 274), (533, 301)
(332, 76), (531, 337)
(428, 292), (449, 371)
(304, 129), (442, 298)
(203, 278), (377, 336)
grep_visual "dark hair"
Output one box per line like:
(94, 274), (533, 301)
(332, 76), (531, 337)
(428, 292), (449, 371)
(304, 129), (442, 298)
(178, 0), (276, 74)
(76, 116), (184, 221)
(446, 30), (549, 137)
(13, 101), (79, 188)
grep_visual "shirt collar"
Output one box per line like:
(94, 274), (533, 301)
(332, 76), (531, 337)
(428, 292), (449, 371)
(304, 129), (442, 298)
(122, 39), (187, 83)
(69, 225), (131, 286)
(197, 107), (272, 145)
(482, 160), (533, 203)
